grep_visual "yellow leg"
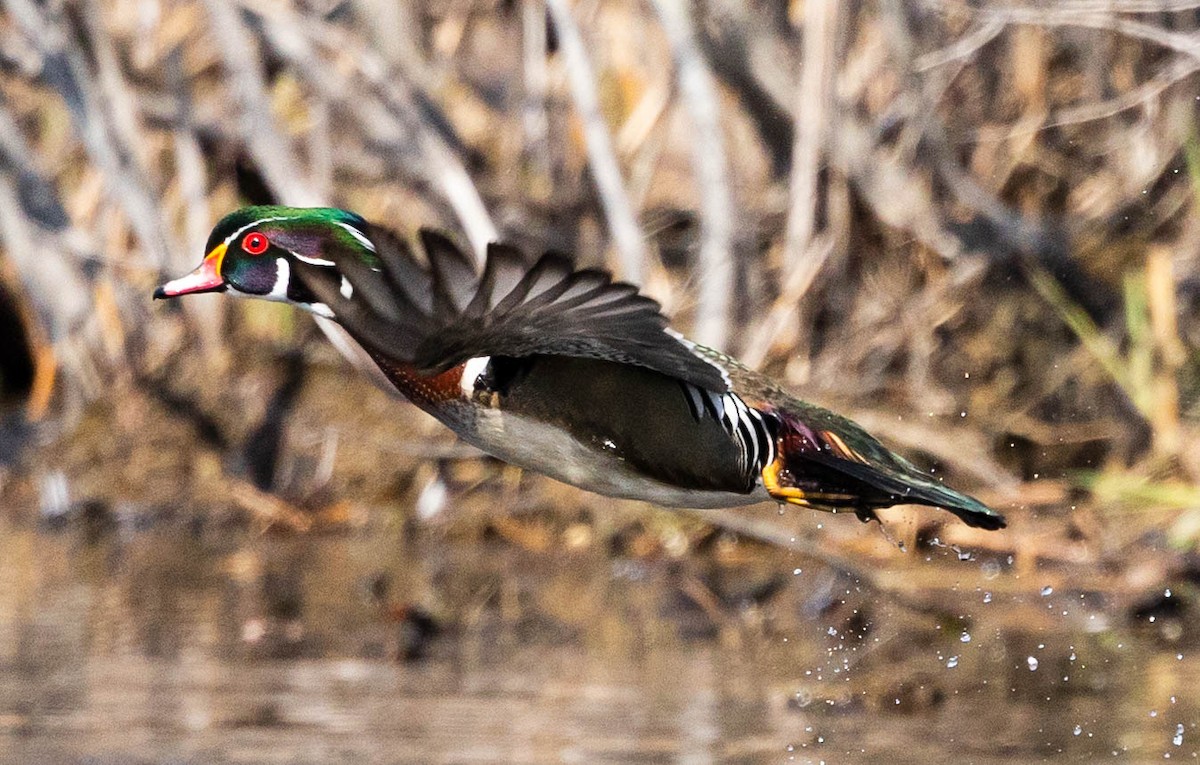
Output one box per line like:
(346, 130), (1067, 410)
(762, 455), (858, 510)
(761, 456), (813, 508)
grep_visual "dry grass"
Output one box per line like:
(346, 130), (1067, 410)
(0, 0), (1198, 557)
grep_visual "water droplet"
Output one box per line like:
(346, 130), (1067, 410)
(1069, 652), (1076, 661)
(983, 592), (993, 603)
(1165, 588), (1172, 598)
(947, 656), (959, 668)
(1074, 725), (1082, 736)
(1174, 723), (1184, 746)
(793, 568), (803, 575)
(960, 632), (972, 643)
(1041, 586), (1054, 596)
(1027, 656), (1039, 671)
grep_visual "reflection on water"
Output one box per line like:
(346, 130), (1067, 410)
(0, 512), (1196, 764)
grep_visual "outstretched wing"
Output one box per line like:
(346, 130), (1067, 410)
(301, 226), (730, 392)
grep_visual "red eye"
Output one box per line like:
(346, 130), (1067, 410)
(242, 232), (269, 255)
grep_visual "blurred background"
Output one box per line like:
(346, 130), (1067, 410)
(1, 0), (1199, 762)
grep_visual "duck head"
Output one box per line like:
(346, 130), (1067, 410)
(154, 205), (376, 318)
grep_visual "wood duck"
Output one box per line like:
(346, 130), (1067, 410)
(154, 206), (1005, 530)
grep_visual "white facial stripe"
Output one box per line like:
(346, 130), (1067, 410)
(340, 276), (354, 299)
(266, 257), (290, 301)
(294, 252), (337, 266)
(460, 356), (491, 396)
(223, 215), (290, 247)
(335, 221), (376, 252)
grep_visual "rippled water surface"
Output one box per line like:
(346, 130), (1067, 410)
(0, 513), (1196, 764)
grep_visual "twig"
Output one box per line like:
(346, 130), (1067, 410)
(166, 51), (225, 354)
(978, 7), (1200, 63)
(229, 479), (313, 533)
(522, 0), (552, 201)
(203, 0), (322, 206)
(0, 174), (90, 340)
(1029, 0), (1200, 12)
(5, 0), (171, 267)
(743, 0), (841, 368)
(545, 0), (646, 281)
(915, 18), (1006, 71)
(651, 0), (734, 350)
(246, 0), (498, 256)
(1037, 57), (1200, 131)
(690, 507), (975, 617)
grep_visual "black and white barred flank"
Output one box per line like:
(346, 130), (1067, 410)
(682, 384), (778, 478)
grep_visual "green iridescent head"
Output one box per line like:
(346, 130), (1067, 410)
(154, 206), (378, 315)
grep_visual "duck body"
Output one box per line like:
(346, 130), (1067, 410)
(155, 206), (1006, 530)
(386, 353), (771, 509)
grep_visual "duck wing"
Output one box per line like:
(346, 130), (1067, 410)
(302, 226), (730, 392)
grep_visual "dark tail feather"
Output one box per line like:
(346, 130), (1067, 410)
(889, 474), (1006, 530)
(806, 454), (1007, 530)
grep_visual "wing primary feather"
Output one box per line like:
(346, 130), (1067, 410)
(483, 244), (529, 311)
(365, 225), (434, 315)
(491, 255), (564, 315)
(420, 230), (477, 317)
(302, 269), (421, 358)
(324, 224), (731, 393)
(336, 253), (409, 322)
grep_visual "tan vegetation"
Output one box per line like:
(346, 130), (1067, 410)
(0, 0), (1198, 590)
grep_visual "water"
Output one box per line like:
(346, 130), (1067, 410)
(0, 513), (1197, 764)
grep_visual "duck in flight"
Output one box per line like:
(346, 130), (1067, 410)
(155, 206), (1005, 530)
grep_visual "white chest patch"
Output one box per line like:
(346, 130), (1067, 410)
(460, 356), (491, 396)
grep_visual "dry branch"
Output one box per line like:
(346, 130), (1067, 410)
(545, 0), (646, 280)
(651, 0), (734, 350)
